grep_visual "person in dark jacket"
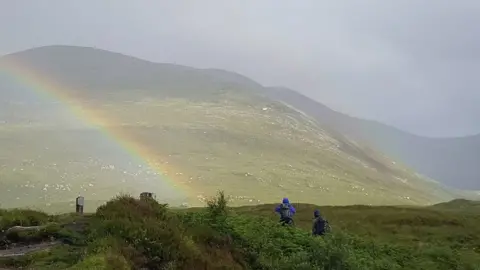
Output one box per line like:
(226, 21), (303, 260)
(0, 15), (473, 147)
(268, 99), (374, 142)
(312, 209), (330, 236)
(274, 197), (296, 225)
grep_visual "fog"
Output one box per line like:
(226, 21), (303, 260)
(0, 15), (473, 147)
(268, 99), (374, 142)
(1, 0), (479, 137)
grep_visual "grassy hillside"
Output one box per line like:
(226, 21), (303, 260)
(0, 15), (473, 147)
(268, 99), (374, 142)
(262, 87), (480, 191)
(0, 97), (456, 211)
(2, 46), (480, 194)
(431, 198), (480, 213)
(0, 45), (469, 211)
(0, 194), (479, 269)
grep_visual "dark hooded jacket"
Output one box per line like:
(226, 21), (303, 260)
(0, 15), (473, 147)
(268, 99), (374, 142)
(312, 210), (329, 236)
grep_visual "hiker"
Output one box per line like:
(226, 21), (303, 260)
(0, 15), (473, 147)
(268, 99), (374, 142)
(312, 209), (330, 236)
(275, 197), (296, 226)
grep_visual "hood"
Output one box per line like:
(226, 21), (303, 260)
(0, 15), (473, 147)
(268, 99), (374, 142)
(282, 197), (290, 204)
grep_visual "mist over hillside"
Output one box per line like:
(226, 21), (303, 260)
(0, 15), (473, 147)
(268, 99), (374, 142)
(262, 87), (480, 190)
(0, 45), (477, 210)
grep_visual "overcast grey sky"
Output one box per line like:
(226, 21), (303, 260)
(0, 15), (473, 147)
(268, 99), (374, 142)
(1, 0), (479, 137)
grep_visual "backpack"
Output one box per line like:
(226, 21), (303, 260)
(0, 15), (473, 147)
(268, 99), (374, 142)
(313, 217), (330, 235)
(325, 220), (331, 232)
(279, 203), (292, 218)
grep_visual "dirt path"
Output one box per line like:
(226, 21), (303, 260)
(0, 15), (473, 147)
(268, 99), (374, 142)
(0, 241), (62, 258)
(0, 215), (91, 259)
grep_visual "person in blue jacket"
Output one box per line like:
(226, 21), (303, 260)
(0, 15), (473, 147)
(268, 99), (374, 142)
(275, 197), (296, 225)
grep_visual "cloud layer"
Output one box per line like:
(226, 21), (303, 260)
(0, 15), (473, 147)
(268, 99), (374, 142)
(1, 0), (479, 137)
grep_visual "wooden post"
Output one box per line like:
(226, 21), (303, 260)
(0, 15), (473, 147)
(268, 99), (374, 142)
(76, 196), (84, 214)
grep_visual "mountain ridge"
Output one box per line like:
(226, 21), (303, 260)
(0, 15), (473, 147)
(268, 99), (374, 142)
(261, 86), (480, 190)
(3, 45), (477, 136)
(0, 45), (477, 209)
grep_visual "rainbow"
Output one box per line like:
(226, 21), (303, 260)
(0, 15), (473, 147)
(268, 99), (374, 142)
(0, 56), (192, 199)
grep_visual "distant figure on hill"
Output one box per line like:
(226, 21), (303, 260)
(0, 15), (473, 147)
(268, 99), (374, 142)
(275, 197), (296, 226)
(312, 209), (330, 236)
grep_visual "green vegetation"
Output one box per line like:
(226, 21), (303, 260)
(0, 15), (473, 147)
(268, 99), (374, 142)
(431, 198), (480, 213)
(1, 193), (479, 269)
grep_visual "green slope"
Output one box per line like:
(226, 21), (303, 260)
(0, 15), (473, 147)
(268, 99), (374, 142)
(0, 45), (466, 211)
